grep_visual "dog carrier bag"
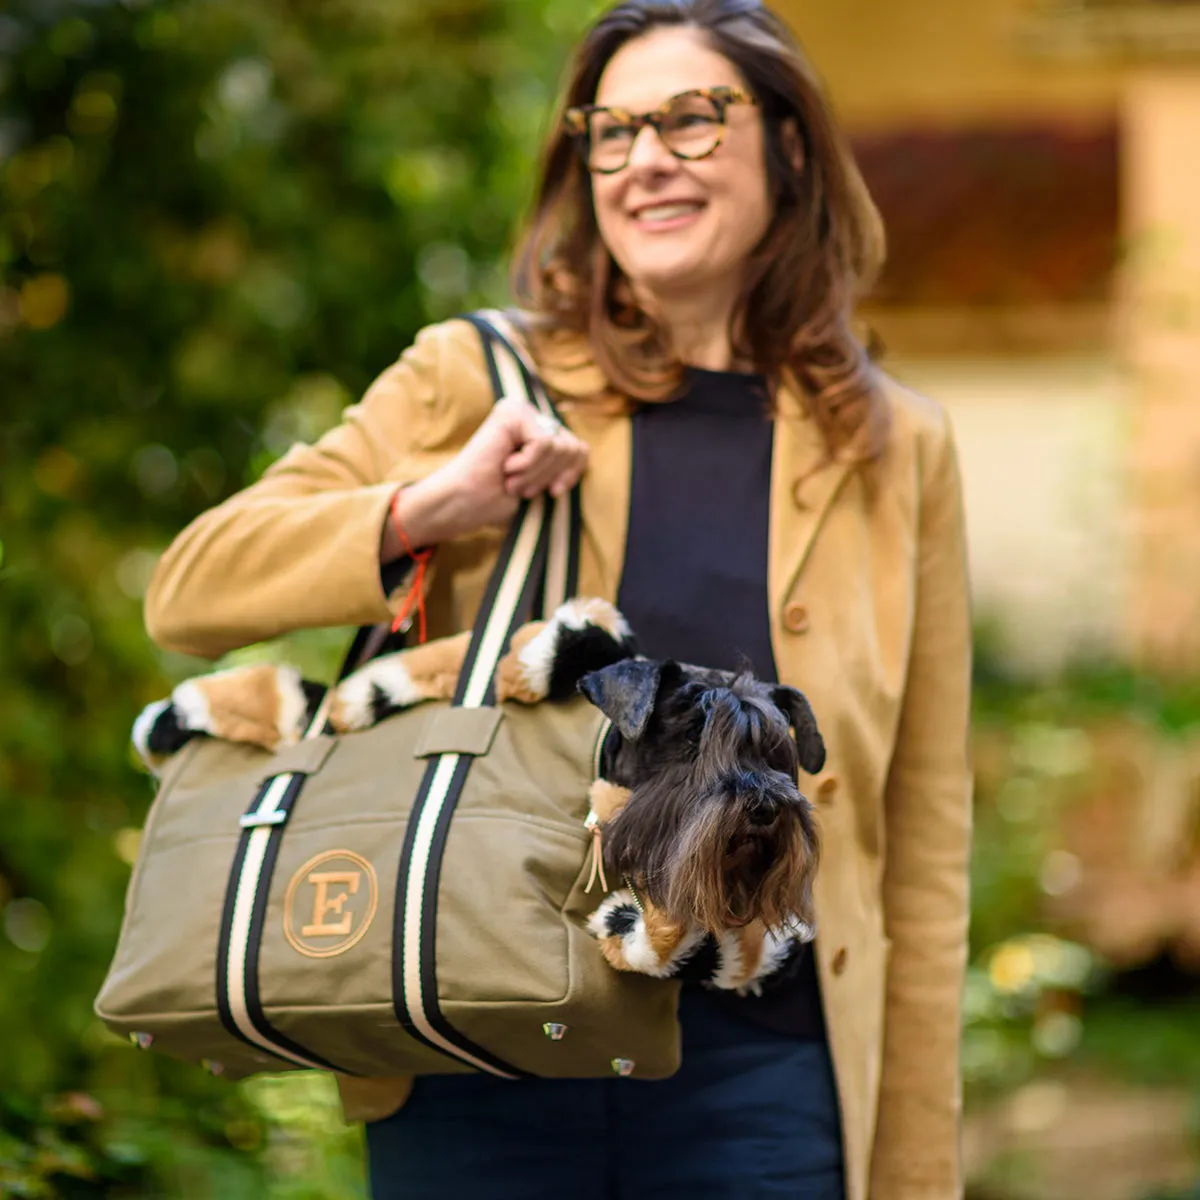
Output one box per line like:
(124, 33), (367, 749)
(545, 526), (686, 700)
(94, 314), (682, 1084)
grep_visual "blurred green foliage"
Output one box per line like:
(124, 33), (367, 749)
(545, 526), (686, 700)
(0, 0), (603, 1193)
(960, 655), (1200, 1196)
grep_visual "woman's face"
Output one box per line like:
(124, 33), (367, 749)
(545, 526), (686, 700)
(589, 27), (774, 311)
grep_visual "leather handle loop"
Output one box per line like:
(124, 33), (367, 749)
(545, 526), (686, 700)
(257, 736), (338, 783)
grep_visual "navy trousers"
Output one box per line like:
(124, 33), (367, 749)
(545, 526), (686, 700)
(365, 987), (846, 1199)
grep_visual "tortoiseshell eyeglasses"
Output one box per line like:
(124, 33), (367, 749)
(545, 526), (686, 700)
(563, 86), (759, 174)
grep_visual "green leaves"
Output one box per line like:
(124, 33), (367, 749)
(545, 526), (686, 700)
(0, 0), (581, 1192)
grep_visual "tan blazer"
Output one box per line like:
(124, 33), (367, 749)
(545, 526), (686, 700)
(146, 318), (973, 1200)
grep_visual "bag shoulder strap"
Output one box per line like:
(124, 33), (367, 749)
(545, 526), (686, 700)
(389, 313), (584, 1076)
(461, 310), (580, 618)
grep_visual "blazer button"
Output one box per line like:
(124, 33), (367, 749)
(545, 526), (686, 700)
(816, 776), (838, 805)
(783, 602), (810, 634)
(831, 947), (849, 976)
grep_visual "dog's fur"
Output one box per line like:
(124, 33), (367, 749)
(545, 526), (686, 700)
(581, 773), (817, 992)
(576, 660), (823, 993)
(133, 598), (824, 994)
(580, 658), (823, 936)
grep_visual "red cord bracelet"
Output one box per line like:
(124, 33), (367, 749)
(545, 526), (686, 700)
(388, 491), (433, 643)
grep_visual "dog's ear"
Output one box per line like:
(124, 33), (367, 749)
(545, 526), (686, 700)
(772, 685), (826, 775)
(579, 658), (678, 741)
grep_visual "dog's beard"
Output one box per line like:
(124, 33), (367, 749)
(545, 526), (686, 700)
(675, 770), (818, 933)
(606, 769), (818, 934)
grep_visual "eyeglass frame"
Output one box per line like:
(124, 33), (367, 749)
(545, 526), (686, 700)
(563, 86), (760, 175)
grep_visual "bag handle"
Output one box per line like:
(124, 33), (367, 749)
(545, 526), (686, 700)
(445, 313), (580, 707)
(383, 314), (583, 1077)
(467, 309), (580, 617)
(331, 312), (579, 687)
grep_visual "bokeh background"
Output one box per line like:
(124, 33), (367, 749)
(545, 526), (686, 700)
(4, 0), (1200, 1196)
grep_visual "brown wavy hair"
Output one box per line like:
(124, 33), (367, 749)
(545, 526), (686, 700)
(512, 0), (889, 463)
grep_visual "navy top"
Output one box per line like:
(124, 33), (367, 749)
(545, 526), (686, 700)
(617, 368), (777, 679)
(616, 367), (825, 1039)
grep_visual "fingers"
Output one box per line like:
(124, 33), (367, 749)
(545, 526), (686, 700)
(502, 413), (588, 500)
(547, 464), (581, 500)
(505, 438), (587, 499)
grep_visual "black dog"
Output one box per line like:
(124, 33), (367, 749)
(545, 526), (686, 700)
(578, 655), (824, 993)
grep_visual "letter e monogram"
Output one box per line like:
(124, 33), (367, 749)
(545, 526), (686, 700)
(301, 870), (361, 937)
(283, 850), (378, 959)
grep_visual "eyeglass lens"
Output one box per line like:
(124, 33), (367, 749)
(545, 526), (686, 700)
(586, 92), (725, 172)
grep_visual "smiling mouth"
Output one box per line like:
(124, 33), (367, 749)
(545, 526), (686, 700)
(632, 202), (705, 223)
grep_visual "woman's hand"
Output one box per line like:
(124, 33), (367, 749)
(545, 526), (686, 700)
(383, 396), (588, 558)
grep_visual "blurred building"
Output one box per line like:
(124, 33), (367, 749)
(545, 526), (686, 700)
(778, 0), (1200, 675)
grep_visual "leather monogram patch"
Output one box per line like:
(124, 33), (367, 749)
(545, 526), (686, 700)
(283, 849), (378, 959)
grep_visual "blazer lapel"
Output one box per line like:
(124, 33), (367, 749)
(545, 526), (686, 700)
(568, 408), (630, 603)
(769, 376), (855, 619)
(535, 334), (630, 603)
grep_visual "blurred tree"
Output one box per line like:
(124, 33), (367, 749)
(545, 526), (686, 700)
(0, 0), (600, 1193)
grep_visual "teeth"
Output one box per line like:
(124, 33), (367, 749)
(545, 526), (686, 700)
(636, 203), (702, 222)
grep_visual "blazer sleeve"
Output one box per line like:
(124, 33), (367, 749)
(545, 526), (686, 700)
(868, 412), (974, 1199)
(145, 321), (485, 660)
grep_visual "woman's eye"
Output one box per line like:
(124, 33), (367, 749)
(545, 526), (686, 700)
(603, 124), (636, 141)
(666, 111), (717, 131)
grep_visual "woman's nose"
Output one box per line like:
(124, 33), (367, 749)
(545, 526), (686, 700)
(626, 123), (678, 173)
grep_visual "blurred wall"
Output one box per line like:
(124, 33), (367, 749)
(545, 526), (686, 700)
(1122, 73), (1200, 671)
(892, 354), (1133, 674)
(776, 0), (1122, 128)
(774, 0), (1148, 673)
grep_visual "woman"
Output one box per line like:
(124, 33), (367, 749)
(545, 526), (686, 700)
(145, 2), (972, 1198)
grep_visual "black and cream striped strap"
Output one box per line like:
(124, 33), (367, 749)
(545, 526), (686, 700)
(216, 684), (358, 1072)
(462, 309), (579, 615)
(390, 315), (580, 1074)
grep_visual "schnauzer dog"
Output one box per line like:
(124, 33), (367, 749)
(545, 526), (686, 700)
(578, 656), (824, 993)
(133, 598), (824, 994)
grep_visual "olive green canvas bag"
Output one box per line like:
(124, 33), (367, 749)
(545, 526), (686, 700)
(95, 313), (682, 1083)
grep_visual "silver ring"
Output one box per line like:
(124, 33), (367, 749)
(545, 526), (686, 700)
(534, 413), (563, 437)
